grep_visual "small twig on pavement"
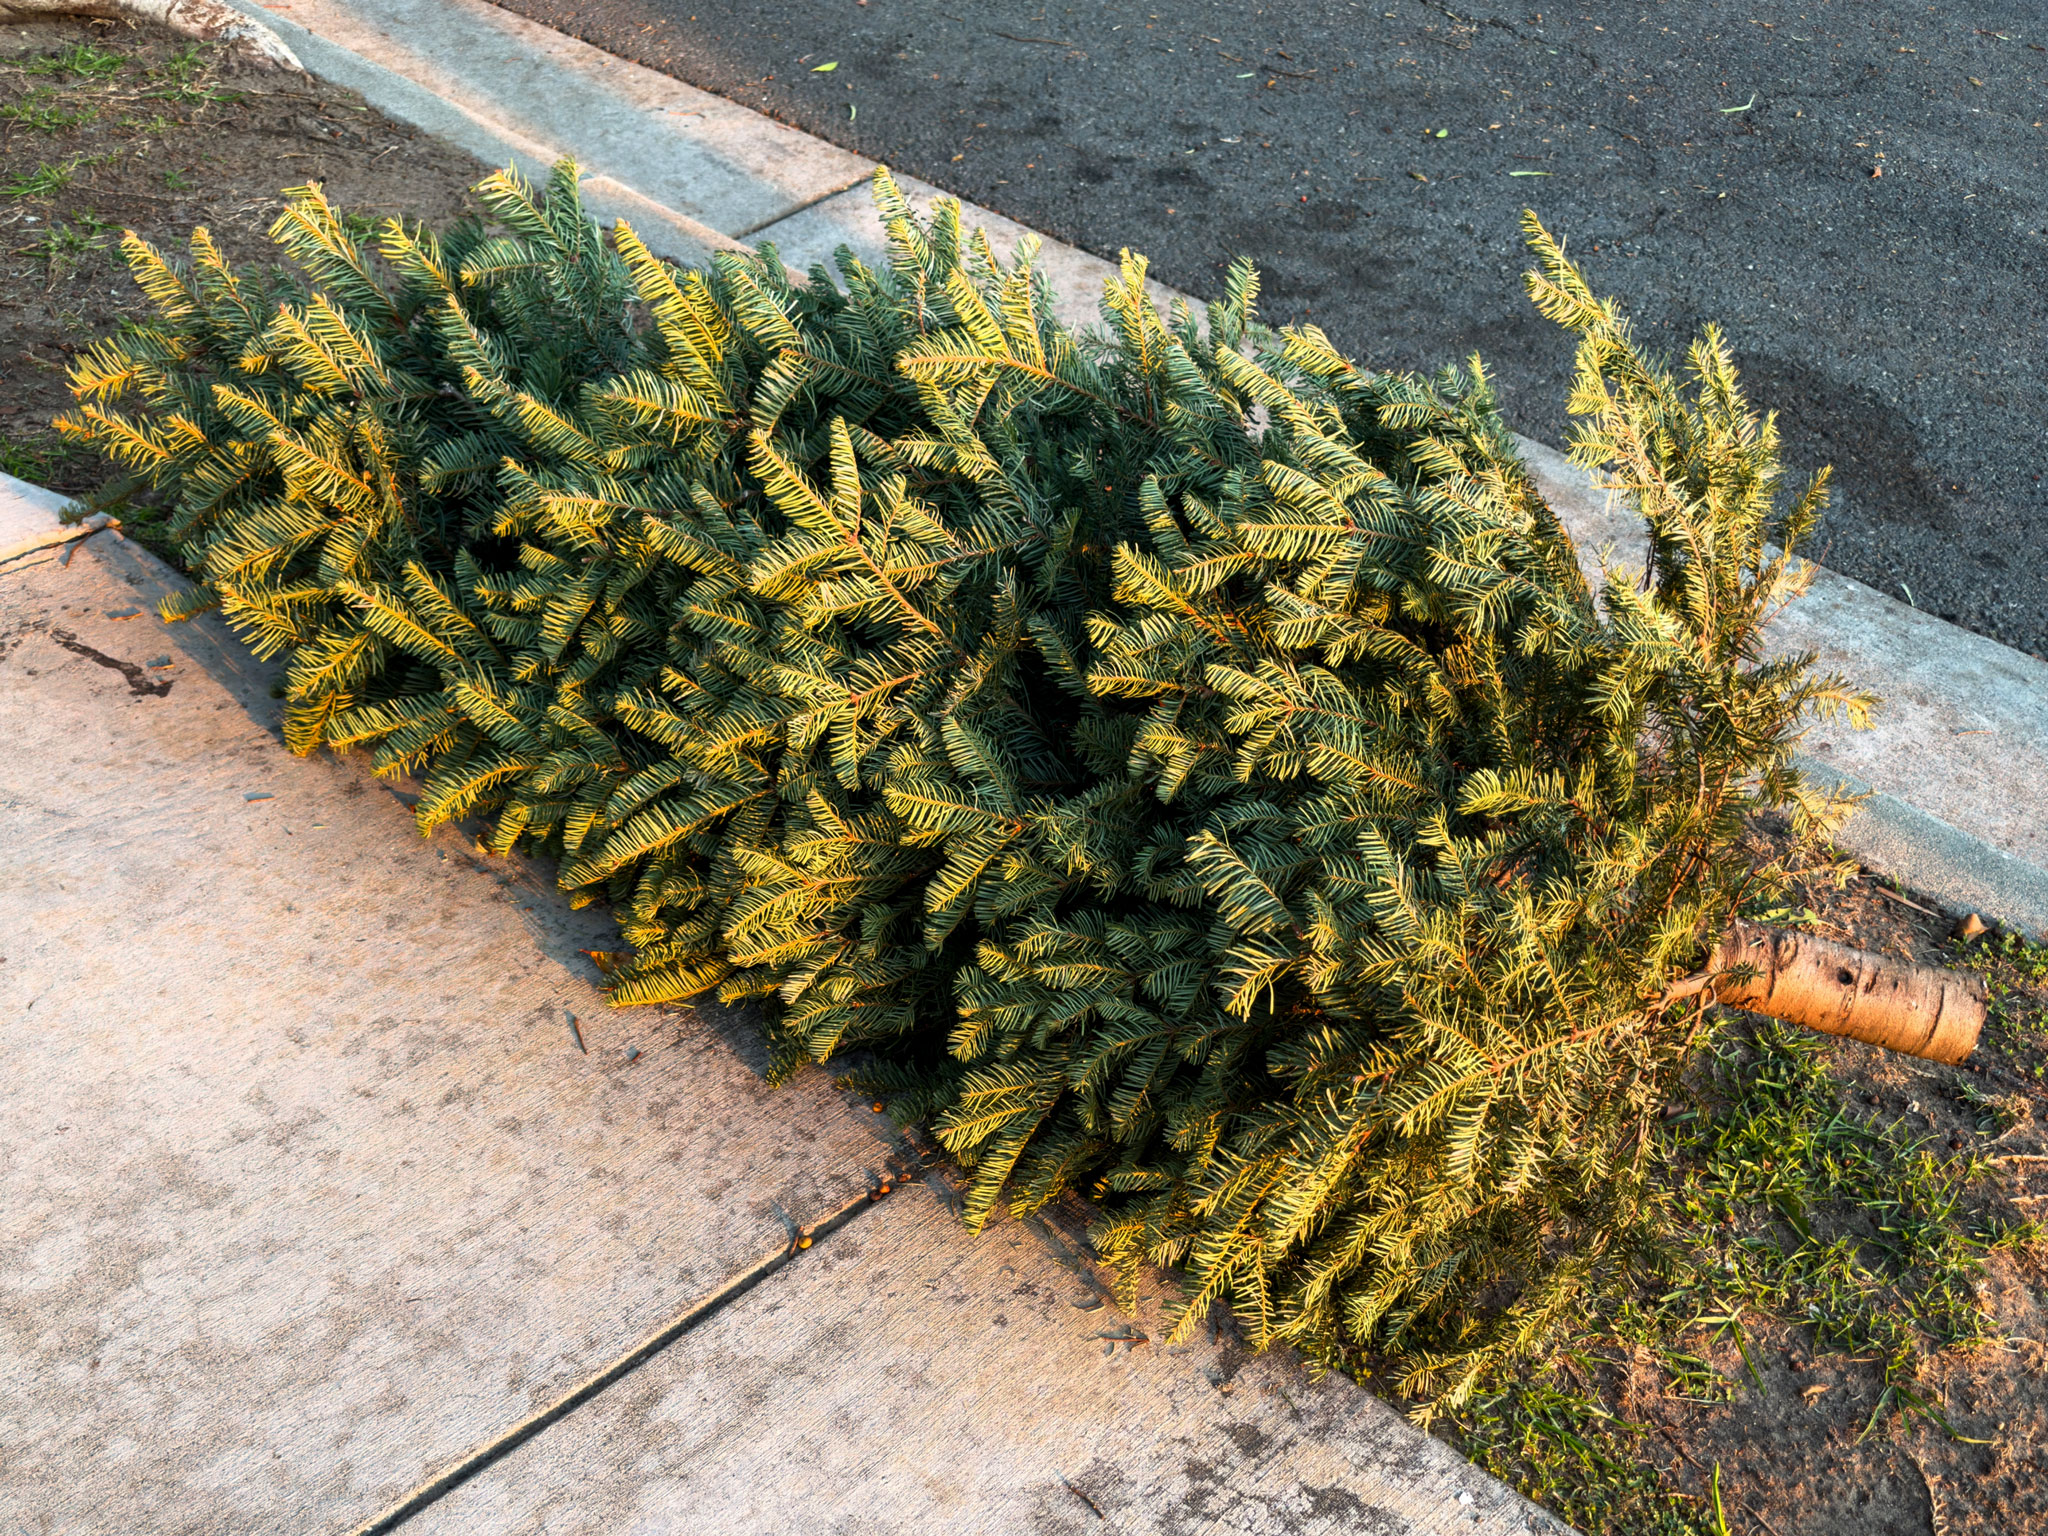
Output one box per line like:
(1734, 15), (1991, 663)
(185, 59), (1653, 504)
(1869, 883), (1941, 918)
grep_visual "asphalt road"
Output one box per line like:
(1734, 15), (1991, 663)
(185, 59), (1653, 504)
(484, 0), (2047, 659)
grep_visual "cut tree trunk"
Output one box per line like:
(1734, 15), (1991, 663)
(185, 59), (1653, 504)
(0, 0), (302, 70)
(1672, 920), (1985, 1064)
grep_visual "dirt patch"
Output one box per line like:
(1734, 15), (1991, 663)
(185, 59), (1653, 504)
(1448, 830), (2048, 1536)
(1635, 870), (2046, 1536)
(1, 15), (486, 497)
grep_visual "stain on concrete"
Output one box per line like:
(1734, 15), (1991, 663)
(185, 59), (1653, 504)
(47, 628), (173, 698)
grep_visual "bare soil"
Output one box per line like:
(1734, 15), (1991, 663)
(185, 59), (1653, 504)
(1, 15), (485, 496)
(1477, 839), (2048, 1536)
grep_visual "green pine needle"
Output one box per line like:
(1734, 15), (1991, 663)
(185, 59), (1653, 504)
(57, 164), (1866, 1410)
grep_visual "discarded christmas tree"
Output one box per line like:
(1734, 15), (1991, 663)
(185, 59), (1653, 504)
(63, 163), (1909, 1406)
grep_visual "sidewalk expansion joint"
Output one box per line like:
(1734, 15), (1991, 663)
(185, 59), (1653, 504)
(729, 174), (874, 241)
(340, 1166), (917, 1535)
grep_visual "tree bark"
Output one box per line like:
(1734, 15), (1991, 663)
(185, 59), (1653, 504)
(1672, 920), (1984, 1064)
(0, 0), (302, 70)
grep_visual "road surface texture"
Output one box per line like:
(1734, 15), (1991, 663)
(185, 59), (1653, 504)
(480, 0), (2046, 659)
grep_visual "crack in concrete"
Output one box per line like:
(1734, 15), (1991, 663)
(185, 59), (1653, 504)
(728, 171), (874, 240)
(342, 1160), (922, 1535)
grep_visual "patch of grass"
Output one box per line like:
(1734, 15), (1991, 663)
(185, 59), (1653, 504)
(161, 167), (195, 192)
(0, 86), (98, 133)
(13, 214), (111, 286)
(152, 43), (207, 85)
(20, 42), (125, 80)
(4, 157), (82, 198)
(1653, 1023), (2036, 1431)
(143, 82), (242, 105)
(1955, 1074), (2026, 1134)
(3, 151), (114, 200)
(1456, 1377), (1712, 1536)
(1455, 1006), (2045, 1527)
(141, 42), (239, 104)
(1953, 928), (2048, 1077)
(117, 111), (180, 137)
(1956, 928), (2048, 997)
(0, 430), (82, 483)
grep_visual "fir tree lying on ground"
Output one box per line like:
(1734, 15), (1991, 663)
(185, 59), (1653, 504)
(58, 163), (1867, 1408)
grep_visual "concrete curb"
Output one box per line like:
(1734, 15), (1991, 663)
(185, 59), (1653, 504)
(1799, 762), (2048, 942)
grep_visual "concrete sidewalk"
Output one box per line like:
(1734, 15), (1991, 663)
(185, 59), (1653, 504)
(0, 477), (1557, 1533)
